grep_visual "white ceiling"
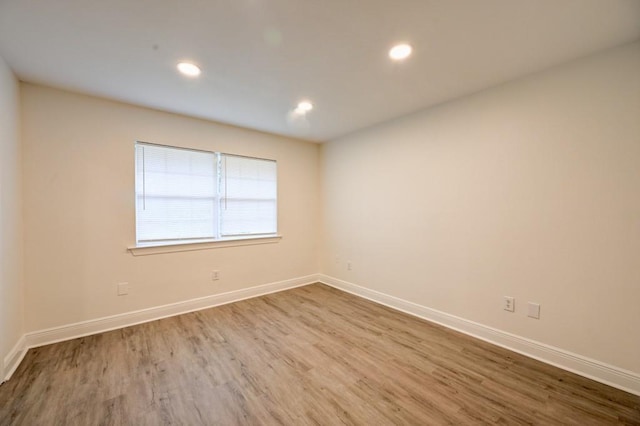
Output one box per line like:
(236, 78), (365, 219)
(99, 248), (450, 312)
(1, 1), (639, 142)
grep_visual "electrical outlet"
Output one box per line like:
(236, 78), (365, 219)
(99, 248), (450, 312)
(528, 302), (541, 319)
(211, 270), (220, 281)
(503, 296), (515, 312)
(117, 282), (130, 296)
(347, 261), (352, 271)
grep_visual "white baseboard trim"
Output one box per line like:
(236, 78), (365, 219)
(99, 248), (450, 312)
(4, 274), (320, 381)
(318, 274), (640, 396)
(3, 335), (27, 383)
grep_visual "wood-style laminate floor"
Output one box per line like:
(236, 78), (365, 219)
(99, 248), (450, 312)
(1, 284), (638, 425)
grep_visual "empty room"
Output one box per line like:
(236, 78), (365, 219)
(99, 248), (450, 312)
(1, 0), (639, 424)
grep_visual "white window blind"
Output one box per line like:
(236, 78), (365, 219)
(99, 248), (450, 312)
(135, 142), (277, 245)
(220, 154), (277, 237)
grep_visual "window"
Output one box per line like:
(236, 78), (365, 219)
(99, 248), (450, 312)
(135, 142), (277, 246)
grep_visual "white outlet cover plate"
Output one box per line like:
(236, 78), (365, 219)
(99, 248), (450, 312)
(503, 296), (515, 312)
(528, 302), (541, 319)
(117, 282), (130, 296)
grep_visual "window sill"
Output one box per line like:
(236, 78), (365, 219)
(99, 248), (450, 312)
(128, 235), (282, 256)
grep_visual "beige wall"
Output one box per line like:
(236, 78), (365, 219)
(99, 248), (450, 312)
(21, 84), (320, 332)
(0, 54), (24, 376)
(321, 42), (640, 374)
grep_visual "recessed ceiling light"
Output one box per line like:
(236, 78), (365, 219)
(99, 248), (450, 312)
(294, 100), (313, 115)
(297, 101), (313, 112)
(177, 62), (201, 77)
(389, 44), (413, 61)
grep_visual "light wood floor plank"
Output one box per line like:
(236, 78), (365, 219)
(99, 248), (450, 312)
(1, 283), (638, 425)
